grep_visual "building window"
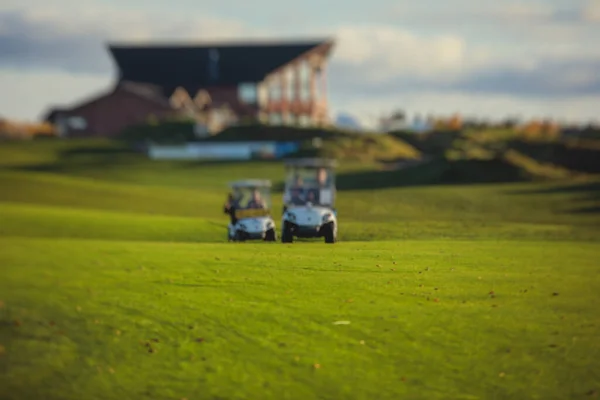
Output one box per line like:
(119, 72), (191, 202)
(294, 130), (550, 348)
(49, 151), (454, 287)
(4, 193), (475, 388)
(314, 67), (323, 100)
(299, 60), (311, 102)
(285, 67), (295, 101)
(298, 115), (311, 127)
(268, 79), (282, 102)
(238, 83), (257, 104)
(287, 113), (297, 125)
(269, 112), (282, 125)
(67, 116), (87, 130)
(257, 83), (268, 106)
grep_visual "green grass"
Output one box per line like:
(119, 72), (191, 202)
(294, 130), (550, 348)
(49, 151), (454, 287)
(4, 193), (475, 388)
(1, 139), (599, 399)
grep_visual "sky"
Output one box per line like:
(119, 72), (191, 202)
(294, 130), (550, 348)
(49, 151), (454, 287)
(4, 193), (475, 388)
(0, 0), (599, 128)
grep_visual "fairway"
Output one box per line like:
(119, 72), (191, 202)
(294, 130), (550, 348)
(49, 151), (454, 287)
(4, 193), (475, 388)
(1, 140), (599, 399)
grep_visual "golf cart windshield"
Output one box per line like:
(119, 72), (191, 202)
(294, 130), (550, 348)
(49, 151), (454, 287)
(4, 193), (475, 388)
(283, 165), (336, 207)
(231, 184), (271, 219)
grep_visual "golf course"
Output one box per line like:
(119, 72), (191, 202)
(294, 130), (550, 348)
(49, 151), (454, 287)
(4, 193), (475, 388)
(1, 136), (599, 400)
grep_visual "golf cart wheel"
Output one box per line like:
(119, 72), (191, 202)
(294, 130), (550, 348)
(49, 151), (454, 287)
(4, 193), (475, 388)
(234, 230), (245, 242)
(281, 222), (293, 243)
(264, 229), (277, 242)
(323, 222), (336, 244)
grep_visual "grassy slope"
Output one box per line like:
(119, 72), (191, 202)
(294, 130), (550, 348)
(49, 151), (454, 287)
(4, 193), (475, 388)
(1, 139), (600, 399)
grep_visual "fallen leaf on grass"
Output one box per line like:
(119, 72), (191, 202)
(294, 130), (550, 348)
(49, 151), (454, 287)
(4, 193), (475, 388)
(115, 330), (121, 336)
(13, 320), (21, 327)
(0, 301), (4, 309)
(0, 345), (5, 355)
(359, 340), (365, 345)
(313, 364), (321, 369)
(400, 377), (406, 382)
(333, 321), (351, 325)
(586, 390), (597, 397)
(196, 338), (205, 343)
(499, 372), (505, 378)
(108, 368), (115, 374)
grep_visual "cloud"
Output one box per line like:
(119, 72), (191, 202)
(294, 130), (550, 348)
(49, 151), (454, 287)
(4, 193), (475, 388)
(331, 57), (600, 98)
(0, 68), (111, 120)
(582, 0), (600, 22)
(386, 1), (594, 26)
(0, 8), (266, 74)
(331, 26), (468, 82)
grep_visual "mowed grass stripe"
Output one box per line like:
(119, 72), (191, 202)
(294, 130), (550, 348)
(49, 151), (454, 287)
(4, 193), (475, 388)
(0, 202), (593, 243)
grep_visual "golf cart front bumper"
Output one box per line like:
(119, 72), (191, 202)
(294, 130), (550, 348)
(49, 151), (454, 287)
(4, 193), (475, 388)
(238, 231), (266, 240)
(288, 223), (324, 238)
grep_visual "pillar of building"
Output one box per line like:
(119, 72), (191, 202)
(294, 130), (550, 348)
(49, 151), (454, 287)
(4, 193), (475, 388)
(280, 70), (288, 104)
(294, 63), (301, 103)
(320, 62), (327, 104)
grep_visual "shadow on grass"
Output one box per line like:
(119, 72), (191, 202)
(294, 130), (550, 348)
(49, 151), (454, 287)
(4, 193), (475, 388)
(571, 206), (600, 214)
(174, 158), (283, 168)
(506, 181), (600, 215)
(336, 158), (529, 191)
(11, 143), (140, 174)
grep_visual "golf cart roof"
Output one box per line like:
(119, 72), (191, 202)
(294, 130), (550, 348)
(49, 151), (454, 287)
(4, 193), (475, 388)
(284, 158), (338, 168)
(229, 179), (272, 189)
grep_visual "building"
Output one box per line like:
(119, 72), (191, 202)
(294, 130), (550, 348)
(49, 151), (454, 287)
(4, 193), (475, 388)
(43, 38), (336, 138)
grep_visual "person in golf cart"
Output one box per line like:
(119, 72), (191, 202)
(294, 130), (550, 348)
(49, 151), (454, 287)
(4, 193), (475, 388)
(289, 188), (304, 205)
(224, 192), (240, 224)
(288, 174), (307, 205)
(303, 168), (328, 204)
(246, 188), (267, 209)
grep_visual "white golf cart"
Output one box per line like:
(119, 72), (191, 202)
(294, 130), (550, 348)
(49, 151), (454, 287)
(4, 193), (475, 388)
(281, 158), (338, 244)
(225, 180), (277, 242)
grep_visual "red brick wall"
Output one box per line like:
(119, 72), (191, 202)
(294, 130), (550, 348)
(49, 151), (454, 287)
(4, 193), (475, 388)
(62, 87), (175, 137)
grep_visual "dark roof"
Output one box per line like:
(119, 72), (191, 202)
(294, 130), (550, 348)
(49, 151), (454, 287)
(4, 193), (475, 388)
(41, 82), (175, 123)
(42, 108), (68, 123)
(108, 39), (333, 92)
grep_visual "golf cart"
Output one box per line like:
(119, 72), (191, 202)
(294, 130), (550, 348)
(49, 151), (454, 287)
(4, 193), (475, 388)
(225, 180), (277, 242)
(281, 158), (338, 243)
